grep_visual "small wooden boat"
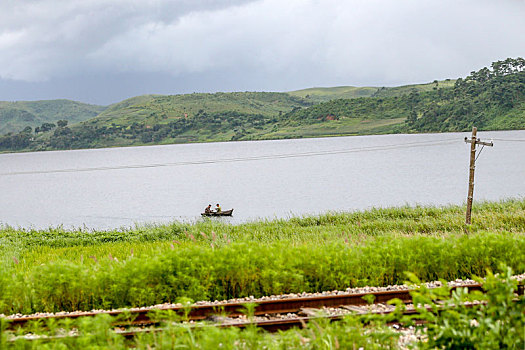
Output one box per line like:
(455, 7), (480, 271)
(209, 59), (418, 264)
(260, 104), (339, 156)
(201, 209), (234, 217)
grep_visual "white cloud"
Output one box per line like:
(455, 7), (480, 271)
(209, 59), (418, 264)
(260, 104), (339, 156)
(0, 0), (256, 80)
(0, 0), (523, 89)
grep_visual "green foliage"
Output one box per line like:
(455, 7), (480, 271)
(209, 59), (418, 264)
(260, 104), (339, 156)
(283, 57), (525, 134)
(407, 266), (525, 349)
(0, 230), (523, 315)
(281, 95), (411, 123)
(406, 57), (525, 133)
(288, 80), (456, 103)
(0, 108), (38, 136)
(2, 267), (522, 349)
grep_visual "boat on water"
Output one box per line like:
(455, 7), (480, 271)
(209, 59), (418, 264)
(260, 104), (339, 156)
(201, 209), (234, 217)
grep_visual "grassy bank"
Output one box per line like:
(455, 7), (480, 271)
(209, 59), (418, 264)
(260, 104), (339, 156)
(1, 232), (524, 314)
(0, 199), (524, 315)
(2, 199), (524, 254)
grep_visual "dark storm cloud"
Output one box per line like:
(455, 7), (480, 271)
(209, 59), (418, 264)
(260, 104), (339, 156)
(0, 0), (523, 104)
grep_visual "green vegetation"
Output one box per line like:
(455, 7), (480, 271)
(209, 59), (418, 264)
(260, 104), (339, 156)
(372, 79), (456, 98)
(1, 200), (524, 348)
(0, 92), (313, 151)
(282, 58), (525, 134)
(1, 232), (524, 315)
(1, 58), (523, 153)
(289, 86), (380, 102)
(0, 100), (105, 135)
(288, 79), (456, 103)
(1, 199), (524, 315)
(1, 266), (523, 349)
(91, 92), (311, 126)
(408, 267), (525, 349)
(407, 57), (525, 132)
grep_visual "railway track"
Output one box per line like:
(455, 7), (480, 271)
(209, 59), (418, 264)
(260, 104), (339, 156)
(4, 280), (503, 330)
(3, 278), (523, 343)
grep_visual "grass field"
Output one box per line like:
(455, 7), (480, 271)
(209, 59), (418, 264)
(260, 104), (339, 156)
(1, 199), (524, 315)
(1, 199), (524, 348)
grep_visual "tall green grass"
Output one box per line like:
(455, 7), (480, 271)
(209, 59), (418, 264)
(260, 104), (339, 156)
(2, 199), (524, 252)
(0, 199), (523, 315)
(0, 232), (524, 314)
(2, 199), (524, 270)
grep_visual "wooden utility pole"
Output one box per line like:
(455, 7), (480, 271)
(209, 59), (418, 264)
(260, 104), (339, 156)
(464, 127), (493, 225)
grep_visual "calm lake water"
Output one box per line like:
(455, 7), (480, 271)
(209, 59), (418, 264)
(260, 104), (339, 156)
(1, 130), (524, 230)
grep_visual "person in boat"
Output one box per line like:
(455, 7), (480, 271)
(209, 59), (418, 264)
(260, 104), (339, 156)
(215, 203), (222, 213)
(204, 204), (212, 214)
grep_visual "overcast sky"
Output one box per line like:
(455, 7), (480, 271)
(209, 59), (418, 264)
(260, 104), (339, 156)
(0, 0), (523, 105)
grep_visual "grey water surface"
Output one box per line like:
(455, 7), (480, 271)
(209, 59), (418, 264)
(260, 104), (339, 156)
(1, 130), (524, 230)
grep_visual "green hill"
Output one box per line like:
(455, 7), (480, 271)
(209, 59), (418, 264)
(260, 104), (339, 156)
(372, 79), (457, 97)
(1, 58), (523, 153)
(288, 86), (379, 102)
(407, 59), (525, 132)
(288, 80), (456, 103)
(86, 92), (311, 128)
(279, 58), (524, 136)
(0, 100), (105, 135)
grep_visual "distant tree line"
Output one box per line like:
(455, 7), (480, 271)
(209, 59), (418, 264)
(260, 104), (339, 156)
(0, 120), (70, 150)
(0, 111), (272, 151)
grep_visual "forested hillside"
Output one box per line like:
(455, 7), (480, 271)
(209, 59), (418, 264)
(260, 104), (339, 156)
(0, 100), (105, 135)
(0, 58), (523, 153)
(408, 58), (525, 132)
(283, 57), (524, 133)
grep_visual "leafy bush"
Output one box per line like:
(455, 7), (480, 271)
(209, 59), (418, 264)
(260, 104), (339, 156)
(406, 266), (525, 349)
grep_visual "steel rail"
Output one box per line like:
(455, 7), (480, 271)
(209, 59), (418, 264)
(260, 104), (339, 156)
(20, 309), (432, 342)
(109, 308), (442, 339)
(116, 300), (499, 338)
(7, 285), (524, 342)
(4, 283), (491, 330)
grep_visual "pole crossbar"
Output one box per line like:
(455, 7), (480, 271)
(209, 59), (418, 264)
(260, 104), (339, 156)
(464, 137), (494, 147)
